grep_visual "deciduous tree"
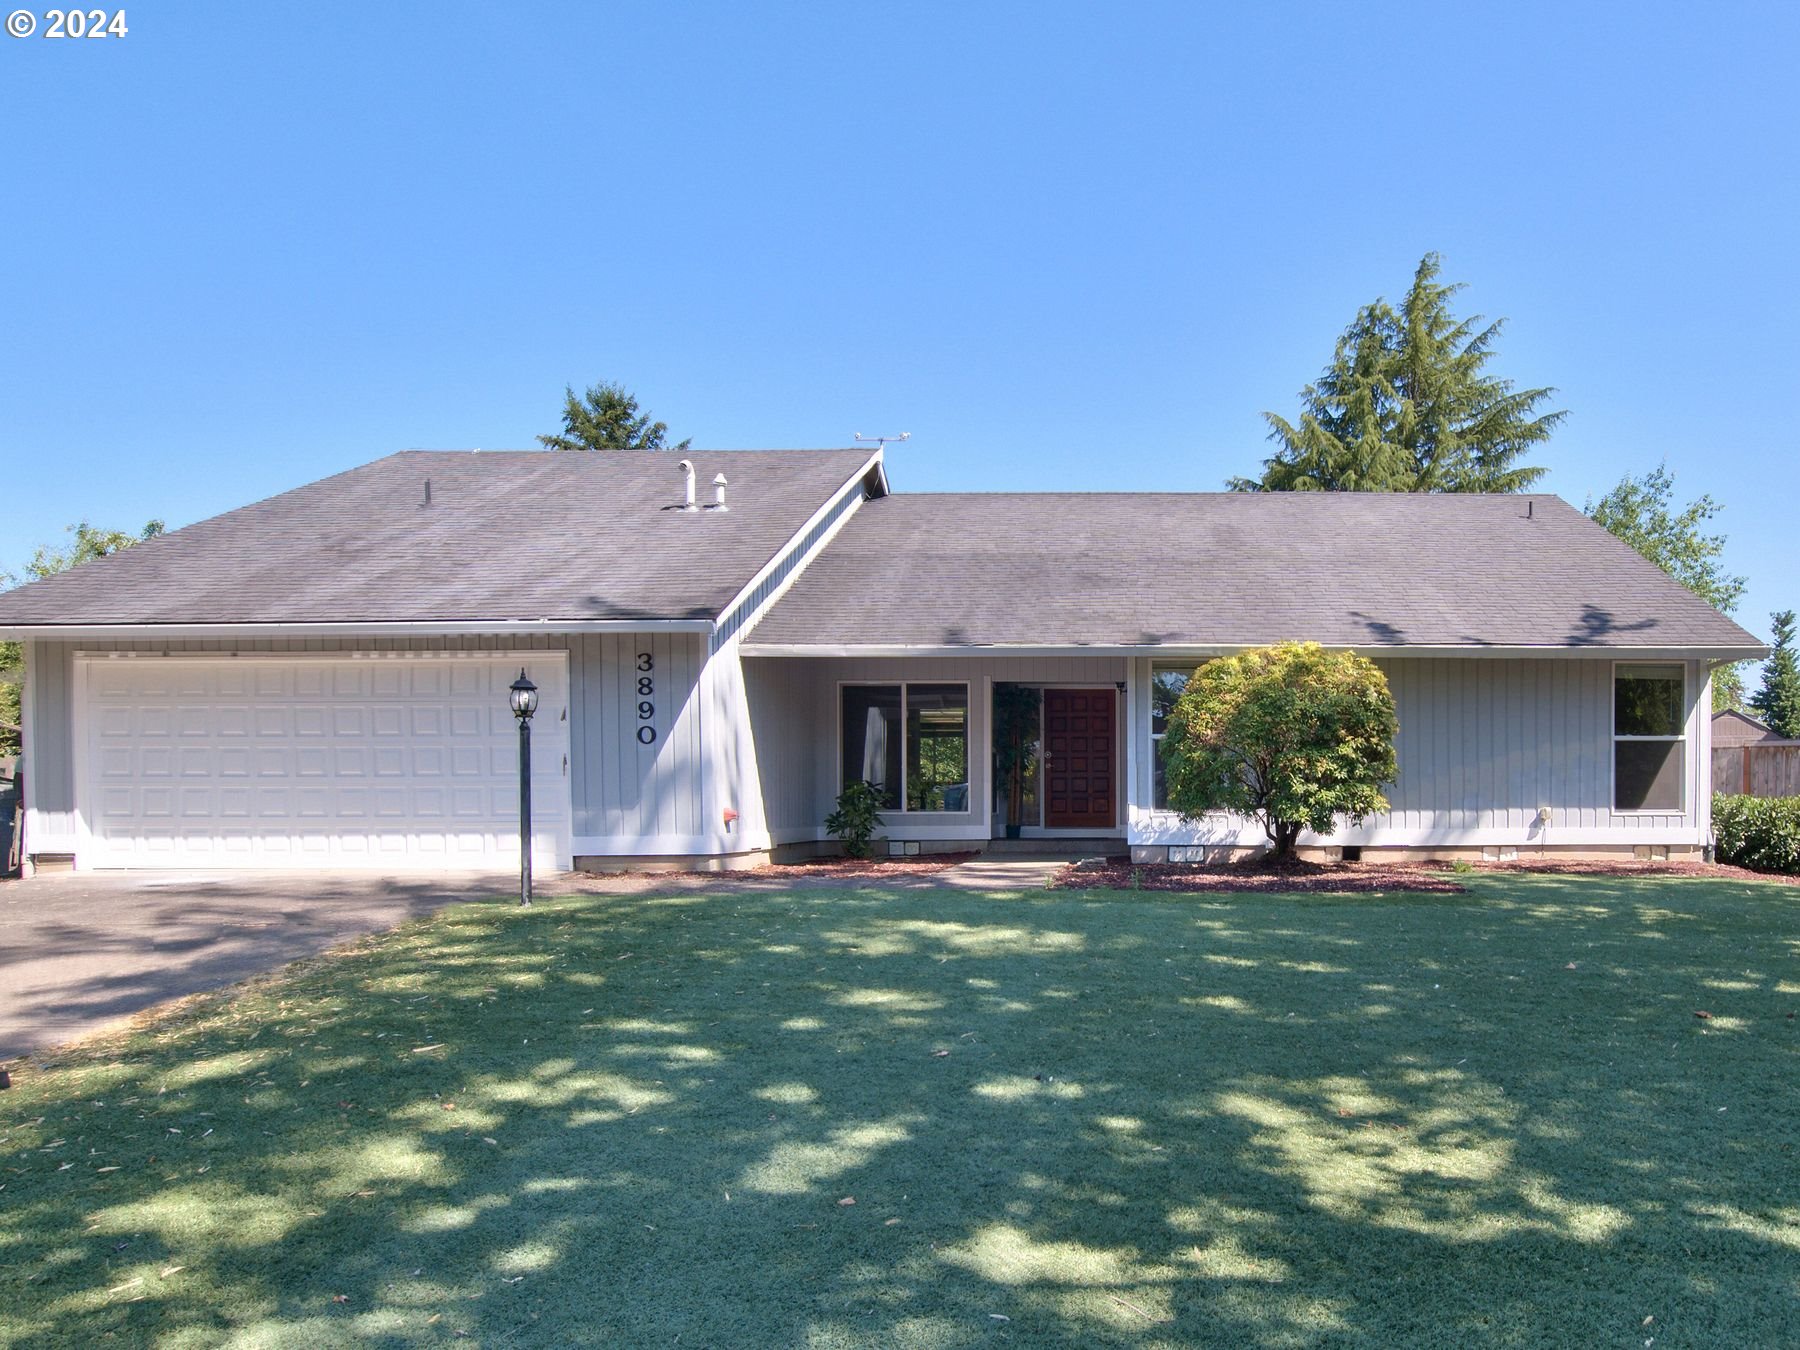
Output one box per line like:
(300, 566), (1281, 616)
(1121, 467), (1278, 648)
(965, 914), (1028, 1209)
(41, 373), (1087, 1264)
(1586, 465), (1749, 710)
(1232, 253), (1563, 493)
(1, 521), (164, 755)
(1162, 642), (1398, 860)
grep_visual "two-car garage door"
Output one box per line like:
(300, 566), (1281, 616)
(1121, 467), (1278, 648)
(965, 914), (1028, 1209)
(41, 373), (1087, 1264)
(78, 654), (570, 870)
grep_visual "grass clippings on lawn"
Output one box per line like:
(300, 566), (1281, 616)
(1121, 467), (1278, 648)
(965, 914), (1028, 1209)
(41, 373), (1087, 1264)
(1048, 859), (1467, 894)
(1, 872), (1796, 1347)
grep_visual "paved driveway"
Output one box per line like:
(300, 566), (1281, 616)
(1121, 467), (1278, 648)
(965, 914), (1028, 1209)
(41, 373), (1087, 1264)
(0, 871), (518, 1062)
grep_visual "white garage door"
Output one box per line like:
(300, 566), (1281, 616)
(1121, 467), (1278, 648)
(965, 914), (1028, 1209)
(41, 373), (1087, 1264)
(78, 654), (570, 870)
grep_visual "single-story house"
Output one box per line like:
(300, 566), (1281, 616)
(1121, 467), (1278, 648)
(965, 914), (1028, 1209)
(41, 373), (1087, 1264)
(0, 448), (1766, 873)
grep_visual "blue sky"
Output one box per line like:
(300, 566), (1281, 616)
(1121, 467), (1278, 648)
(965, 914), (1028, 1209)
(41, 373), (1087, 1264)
(2, 2), (1795, 640)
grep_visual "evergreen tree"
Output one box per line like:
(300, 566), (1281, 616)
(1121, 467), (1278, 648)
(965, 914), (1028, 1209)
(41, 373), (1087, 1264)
(1232, 253), (1564, 493)
(1586, 464), (1748, 710)
(1751, 611), (1800, 739)
(538, 382), (689, 452)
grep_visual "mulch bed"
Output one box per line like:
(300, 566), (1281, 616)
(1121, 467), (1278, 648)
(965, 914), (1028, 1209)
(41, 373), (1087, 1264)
(1051, 859), (1467, 894)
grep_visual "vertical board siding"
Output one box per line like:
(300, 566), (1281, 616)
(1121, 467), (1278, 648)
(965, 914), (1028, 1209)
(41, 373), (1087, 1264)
(1362, 657), (1697, 837)
(742, 658), (823, 834)
(567, 631), (707, 844)
(1134, 656), (1705, 846)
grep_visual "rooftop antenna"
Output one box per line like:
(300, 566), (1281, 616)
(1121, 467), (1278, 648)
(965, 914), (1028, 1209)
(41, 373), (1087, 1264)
(854, 432), (910, 453)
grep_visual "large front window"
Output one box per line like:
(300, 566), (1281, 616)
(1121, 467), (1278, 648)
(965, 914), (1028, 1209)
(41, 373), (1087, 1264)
(841, 683), (969, 812)
(1151, 666), (1191, 810)
(1614, 664), (1685, 811)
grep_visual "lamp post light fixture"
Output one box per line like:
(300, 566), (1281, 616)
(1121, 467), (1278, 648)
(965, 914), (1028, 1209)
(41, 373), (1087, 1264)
(509, 669), (539, 906)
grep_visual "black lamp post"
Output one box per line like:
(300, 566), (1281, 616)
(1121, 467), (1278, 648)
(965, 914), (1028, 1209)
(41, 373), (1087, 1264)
(509, 669), (539, 906)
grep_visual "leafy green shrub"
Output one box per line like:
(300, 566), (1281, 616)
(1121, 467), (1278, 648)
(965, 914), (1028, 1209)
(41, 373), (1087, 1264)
(1713, 794), (1800, 875)
(826, 780), (886, 860)
(1163, 642), (1398, 859)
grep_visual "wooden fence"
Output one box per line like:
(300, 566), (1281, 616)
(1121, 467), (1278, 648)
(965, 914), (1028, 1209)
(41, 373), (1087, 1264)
(1713, 743), (1800, 798)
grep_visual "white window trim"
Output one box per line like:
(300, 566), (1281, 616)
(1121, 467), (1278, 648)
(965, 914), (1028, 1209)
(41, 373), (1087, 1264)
(1611, 660), (1688, 815)
(1148, 664), (1192, 813)
(836, 680), (973, 816)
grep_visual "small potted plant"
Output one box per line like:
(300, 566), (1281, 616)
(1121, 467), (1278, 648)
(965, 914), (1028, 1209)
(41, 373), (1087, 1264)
(826, 780), (885, 859)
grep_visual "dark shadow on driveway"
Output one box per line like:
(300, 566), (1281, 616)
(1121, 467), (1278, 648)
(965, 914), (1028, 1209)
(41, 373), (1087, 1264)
(0, 872), (515, 1061)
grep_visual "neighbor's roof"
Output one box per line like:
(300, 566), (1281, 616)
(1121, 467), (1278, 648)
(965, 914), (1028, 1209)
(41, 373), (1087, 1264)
(0, 450), (880, 628)
(747, 491), (1765, 652)
(1711, 709), (1784, 747)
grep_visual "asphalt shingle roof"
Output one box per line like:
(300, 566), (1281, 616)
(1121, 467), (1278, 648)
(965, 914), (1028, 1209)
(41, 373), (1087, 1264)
(0, 450), (878, 626)
(747, 491), (1763, 651)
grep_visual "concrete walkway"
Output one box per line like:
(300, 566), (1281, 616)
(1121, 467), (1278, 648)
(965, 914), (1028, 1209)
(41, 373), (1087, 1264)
(0, 871), (510, 1062)
(932, 857), (1070, 890)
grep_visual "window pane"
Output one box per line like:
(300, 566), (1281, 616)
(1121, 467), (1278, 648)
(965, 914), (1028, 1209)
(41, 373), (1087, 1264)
(1153, 738), (1170, 810)
(841, 685), (901, 810)
(993, 684), (1041, 829)
(907, 684), (968, 811)
(1616, 666), (1684, 737)
(1616, 739), (1683, 810)
(1151, 669), (1190, 737)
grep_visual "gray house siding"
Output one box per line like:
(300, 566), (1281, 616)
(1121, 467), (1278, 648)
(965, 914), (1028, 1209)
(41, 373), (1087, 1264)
(742, 657), (823, 839)
(565, 631), (708, 851)
(1129, 655), (1710, 850)
(23, 637), (1720, 867)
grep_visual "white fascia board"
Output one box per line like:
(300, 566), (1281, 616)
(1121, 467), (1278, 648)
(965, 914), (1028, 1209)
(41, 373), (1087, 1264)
(708, 450), (884, 635)
(739, 641), (1770, 662)
(0, 619), (714, 640)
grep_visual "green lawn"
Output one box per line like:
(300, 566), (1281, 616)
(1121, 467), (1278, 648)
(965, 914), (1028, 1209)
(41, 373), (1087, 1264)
(1, 874), (1796, 1348)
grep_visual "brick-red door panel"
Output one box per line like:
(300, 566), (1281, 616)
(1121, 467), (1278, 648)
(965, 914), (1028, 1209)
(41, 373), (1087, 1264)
(1043, 688), (1116, 829)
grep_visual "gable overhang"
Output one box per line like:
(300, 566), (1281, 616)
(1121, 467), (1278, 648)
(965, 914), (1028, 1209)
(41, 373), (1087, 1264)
(0, 619), (715, 641)
(737, 640), (1771, 662)
(707, 450), (885, 650)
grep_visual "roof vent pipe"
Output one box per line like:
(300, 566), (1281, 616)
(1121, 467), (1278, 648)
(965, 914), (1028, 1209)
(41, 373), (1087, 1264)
(710, 472), (729, 512)
(677, 459), (698, 511)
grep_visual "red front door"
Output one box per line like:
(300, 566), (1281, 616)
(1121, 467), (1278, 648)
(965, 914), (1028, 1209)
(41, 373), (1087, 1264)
(1043, 688), (1117, 829)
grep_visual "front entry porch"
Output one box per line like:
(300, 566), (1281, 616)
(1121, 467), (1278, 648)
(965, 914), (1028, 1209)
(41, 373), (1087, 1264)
(740, 655), (1132, 855)
(992, 682), (1123, 839)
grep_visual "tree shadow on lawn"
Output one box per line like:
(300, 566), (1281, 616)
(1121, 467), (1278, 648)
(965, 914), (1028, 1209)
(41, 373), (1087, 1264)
(1, 874), (1796, 1347)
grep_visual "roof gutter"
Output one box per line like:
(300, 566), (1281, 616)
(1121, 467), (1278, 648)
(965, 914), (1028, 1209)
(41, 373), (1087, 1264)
(738, 641), (1772, 662)
(0, 619), (716, 641)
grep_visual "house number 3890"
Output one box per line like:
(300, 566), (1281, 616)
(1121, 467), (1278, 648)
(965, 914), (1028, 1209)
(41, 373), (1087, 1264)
(635, 652), (656, 744)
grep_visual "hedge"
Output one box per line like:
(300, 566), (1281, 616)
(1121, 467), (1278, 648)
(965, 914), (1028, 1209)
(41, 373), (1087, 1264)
(1713, 794), (1800, 875)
